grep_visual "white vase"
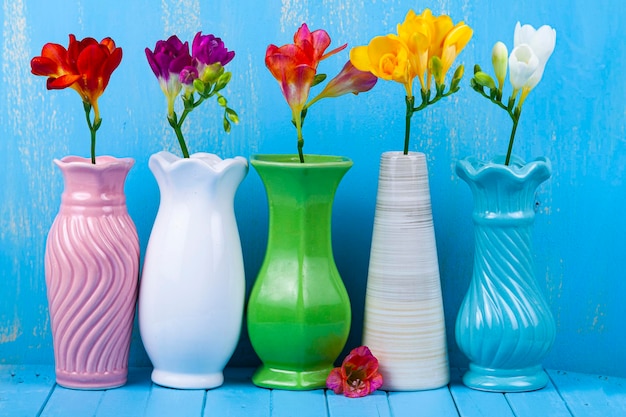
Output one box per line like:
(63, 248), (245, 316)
(138, 150), (248, 389)
(362, 151), (449, 391)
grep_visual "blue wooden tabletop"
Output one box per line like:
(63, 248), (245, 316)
(2, 366), (625, 417)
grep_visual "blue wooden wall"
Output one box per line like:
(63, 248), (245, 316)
(1, 0), (624, 377)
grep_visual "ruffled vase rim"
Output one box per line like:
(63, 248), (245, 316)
(53, 155), (134, 169)
(151, 150), (248, 174)
(456, 155), (551, 183)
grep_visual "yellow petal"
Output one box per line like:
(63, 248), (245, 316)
(350, 45), (372, 73)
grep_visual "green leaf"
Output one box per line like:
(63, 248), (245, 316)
(473, 64), (482, 74)
(223, 116), (231, 133)
(312, 74), (327, 87)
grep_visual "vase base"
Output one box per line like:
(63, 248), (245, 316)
(151, 369), (224, 389)
(251, 365), (332, 390)
(462, 364), (549, 392)
(55, 368), (128, 390)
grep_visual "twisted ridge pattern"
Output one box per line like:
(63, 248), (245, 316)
(45, 212), (139, 379)
(456, 224), (555, 369)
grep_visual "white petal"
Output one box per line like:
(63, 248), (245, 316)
(509, 45), (539, 90)
(528, 25), (556, 65)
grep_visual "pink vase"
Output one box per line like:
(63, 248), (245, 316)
(44, 155), (140, 389)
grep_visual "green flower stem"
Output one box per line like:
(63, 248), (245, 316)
(168, 95), (208, 159)
(83, 101), (100, 165)
(171, 120), (190, 159)
(403, 84), (459, 155)
(404, 96), (415, 155)
(297, 130), (305, 163)
(504, 110), (521, 166)
(473, 86), (521, 165)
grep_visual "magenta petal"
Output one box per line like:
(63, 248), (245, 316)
(369, 373), (383, 393)
(326, 368), (344, 394)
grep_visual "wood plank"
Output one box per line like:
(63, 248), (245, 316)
(203, 368), (270, 417)
(327, 390), (391, 417)
(94, 368), (152, 417)
(143, 385), (205, 417)
(272, 390), (328, 417)
(39, 386), (104, 417)
(549, 370), (626, 416)
(449, 370), (516, 417)
(504, 379), (572, 417)
(388, 388), (460, 417)
(0, 365), (56, 417)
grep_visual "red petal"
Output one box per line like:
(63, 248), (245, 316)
(30, 56), (60, 76)
(326, 368), (344, 394)
(47, 74), (81, 90)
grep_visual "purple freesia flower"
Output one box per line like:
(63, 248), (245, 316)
(145, 35), (193, 115)
(146, 31), (238, 158)
(192, 32), (235, 81)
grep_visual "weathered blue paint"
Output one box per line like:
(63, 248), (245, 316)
(1, 0), (624, 378)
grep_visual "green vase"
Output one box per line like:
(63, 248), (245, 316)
(247, 154), (352, 390)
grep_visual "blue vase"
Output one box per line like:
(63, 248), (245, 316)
(455, 155), (556, 392)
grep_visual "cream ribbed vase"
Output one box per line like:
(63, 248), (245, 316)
(362, 151), (449, 391)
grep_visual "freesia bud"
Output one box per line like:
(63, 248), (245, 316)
(491, 41), (508, 91)
(307, 61), (377, 107)
(201, 63), (224, 84)
(452, 64), (464, 82)
(474, 71), (496, 90)
(429, 56), (443, 86)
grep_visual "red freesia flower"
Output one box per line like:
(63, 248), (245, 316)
(30, 34), (122, 164)
(326, 346), (383, 398)
(266, 23), (378, 163)
(265, 23), (346, 130)
(30, 34), (122, 123)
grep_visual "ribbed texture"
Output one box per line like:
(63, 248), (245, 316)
(44, 156), (139, 389)
(363, 152), (449, 391)
(455, 156), (555, 391)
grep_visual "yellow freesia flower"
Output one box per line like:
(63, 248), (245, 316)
(350, 35), (412, 96)
(396, 9), (432, 91)
(349, 8), (472, 154)
(438, 22), (473, 86)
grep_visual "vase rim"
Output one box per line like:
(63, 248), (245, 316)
(250, 154), (352, 167)
(54, 155), (134, 169)
(456, 155), (551, 182)
(381, 150), (425, 157)
(150, 150), (248, 173)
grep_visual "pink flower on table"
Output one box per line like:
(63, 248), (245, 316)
(326, 346), (383, 398)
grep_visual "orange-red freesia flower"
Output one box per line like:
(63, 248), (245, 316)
(30, 34), (122, 122)
(265, 23), (348, 161)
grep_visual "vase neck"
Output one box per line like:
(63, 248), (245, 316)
(55, 157), (132, 215)
(252, 157), (351, 253)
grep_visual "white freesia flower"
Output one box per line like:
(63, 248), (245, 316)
(508, 44), (539, 91)
(512, 22), (556, 90)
